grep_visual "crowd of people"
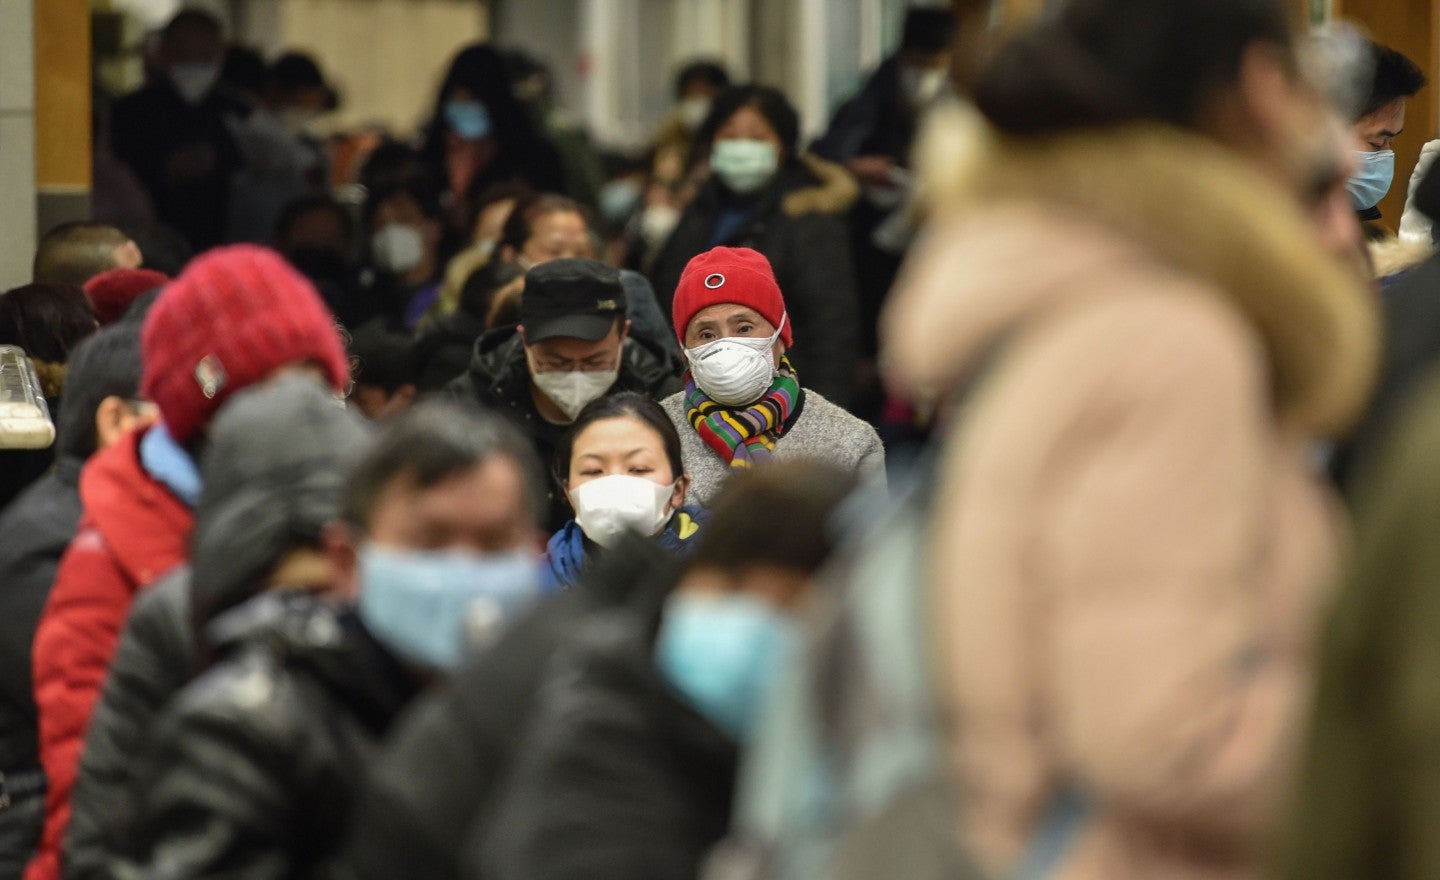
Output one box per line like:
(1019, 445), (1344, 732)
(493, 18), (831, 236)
(3, 0), (1440, 878)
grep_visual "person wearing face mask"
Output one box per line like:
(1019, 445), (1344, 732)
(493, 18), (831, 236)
(419, 45), (567, 240)
(274, 193), (362, 322)
(448, 259), (682, 530)
(649, 60), (733, 189)
(1347, 41), (1426, 235)
(649, 85), (863, 409)
(544, 393), (706, 591)
(357, 173), (452, 330)
(114, 401), (546, 879)
(108, 10), (245, 252)
(479, 463), (856, 880)
(658, 247), (883, 508)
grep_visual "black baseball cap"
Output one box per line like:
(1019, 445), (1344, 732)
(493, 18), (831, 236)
(520, 259), (628, 343)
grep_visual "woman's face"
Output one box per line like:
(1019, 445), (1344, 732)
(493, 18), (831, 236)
(520, 210), (593, 265)
(683, 304), (785, 363)
(566, 414), (687, 512)
(715, 106), (784, 157)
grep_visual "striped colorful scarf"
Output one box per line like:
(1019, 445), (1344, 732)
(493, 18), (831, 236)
(685, 358), (800, 468)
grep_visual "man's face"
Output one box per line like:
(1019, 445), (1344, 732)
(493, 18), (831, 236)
(1355, 97), (1407, 152)
(522, 324), (625, 377)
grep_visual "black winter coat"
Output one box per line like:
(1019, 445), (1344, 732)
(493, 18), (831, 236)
(648, 165), (862, 409)
(0, 457), (84, 774)
(446, 329), (682, 529)
(63, 569), (195, 880)
(335, 539), (679, 880)
(119, 593), (421, 880)
(478, 604), (738, 880)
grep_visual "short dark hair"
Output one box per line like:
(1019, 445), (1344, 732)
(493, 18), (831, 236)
(274, 193), (356, 250)
(498, 193), (588, 255)
(361, 169), (445, 234)
(0, 283), (98, 364)
(33, 222), (130, 287)
(974, 0), (1295, 136)
(675, 60), (731, 99)
(900, 8), (956, 55)
(1360, 42), (1427, 120)
(162, 9), (224, 43)
(341, 399), (544, 529)
(348, 321), (418, 392)
(554, 392), (685, 488)
(55, 322), (143, 461)
(698, 84), (801, 161)
(690, 462), (857, 575)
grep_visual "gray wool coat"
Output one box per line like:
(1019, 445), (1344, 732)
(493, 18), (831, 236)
(661, 389), (886, 507)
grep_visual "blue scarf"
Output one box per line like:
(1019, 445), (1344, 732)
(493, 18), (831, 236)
(138, 423), (202, 508)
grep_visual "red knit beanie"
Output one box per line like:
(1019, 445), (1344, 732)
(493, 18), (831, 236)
(84, 268), (169, 325)
(141, 245), (350, 444)
(671, 247), (792, 346)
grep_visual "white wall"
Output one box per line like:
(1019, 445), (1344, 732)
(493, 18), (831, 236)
(0, 0), (37, 289)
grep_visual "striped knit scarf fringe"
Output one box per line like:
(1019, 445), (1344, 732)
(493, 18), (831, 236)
(685, 358), (799, 469)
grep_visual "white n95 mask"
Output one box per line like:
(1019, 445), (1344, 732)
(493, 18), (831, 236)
(685, 314), (786, 406)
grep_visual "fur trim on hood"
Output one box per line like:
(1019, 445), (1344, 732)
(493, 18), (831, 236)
(886, 101), (1378, 438)
(1370, 235), (1434, 281)
(782, 154), (860, 218)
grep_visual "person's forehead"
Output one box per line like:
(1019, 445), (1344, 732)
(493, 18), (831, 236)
(529, 331), (617, 355)
(575, 416), (664, 455)
(690, 303), (765, 325)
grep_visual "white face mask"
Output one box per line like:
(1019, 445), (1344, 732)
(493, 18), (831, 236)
(170, 62), (221, 105)
(570, 474), (676, 548)
(371, 223), (426, 274)
(279, 107), (321, 138)
(530, 367), (619, 421)
(900, 66), (947, 107)
(710, 139), (780, 195)
(640, 204), (681, 246)
(678, 96), (712, 132)
(685, 314), (786, 406)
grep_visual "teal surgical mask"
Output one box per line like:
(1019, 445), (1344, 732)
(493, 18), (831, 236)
(358, 545), (540, 670)
(1348, 148), (1395, 210)
(444, 100), (493, 141)
(711, 139), (780, 195)
(655, 591), (797, 741)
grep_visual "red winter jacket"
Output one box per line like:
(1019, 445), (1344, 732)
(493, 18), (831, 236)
(26, 429), (193, 880)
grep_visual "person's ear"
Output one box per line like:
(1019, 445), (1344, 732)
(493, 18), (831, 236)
(670, 474), (690, 512)
(620, 319), (631, 342)
(94, 396), (133, 451)
(517, 325), (528, 347)
(772, 339), (787, 365)
(113, 240), (144, 271)
(320, 522), (361, 601)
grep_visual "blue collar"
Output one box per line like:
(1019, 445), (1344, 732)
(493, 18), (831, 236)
(138, 423), (202, 509)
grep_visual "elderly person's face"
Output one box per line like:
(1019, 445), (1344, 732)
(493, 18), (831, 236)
(683, 304), (785, 364)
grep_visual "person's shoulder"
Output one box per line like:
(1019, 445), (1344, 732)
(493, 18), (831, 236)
(796, 391), (881, 440)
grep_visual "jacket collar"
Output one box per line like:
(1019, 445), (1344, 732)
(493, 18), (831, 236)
(78, 427), (194, 587)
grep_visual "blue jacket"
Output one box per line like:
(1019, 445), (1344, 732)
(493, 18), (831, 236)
(542, 505), (707, 592)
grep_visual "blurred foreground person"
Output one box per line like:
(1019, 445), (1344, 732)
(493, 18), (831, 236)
(481, 463), (856, 880)
(649, 86), (861, 409)
(663, 247), (883, 506)
(26, 247), (348, 880)
(31, 224), (142, 288)
(63, 378), (367, 880)
(1273, 368), (1440, 880)
(881, 1), (1377, 878)
(0, 326), (149, 880)
(545, 392), (705, 590)
(118, 401), (544, 878)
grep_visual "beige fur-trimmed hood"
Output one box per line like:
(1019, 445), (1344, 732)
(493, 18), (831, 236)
(883, 102), (1379, 438)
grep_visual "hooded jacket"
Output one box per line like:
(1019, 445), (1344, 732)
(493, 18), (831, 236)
(27, 429), (192, 880)
(119, 593), (421, 880)
(648, 154), (862, 409)
(447, 329), (682, 529)
(883, 107), (1376, 880)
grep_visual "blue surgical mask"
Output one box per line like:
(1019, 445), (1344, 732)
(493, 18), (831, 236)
(710, 139), (780, 195)
(444, 100), (493, 141)
(1348, 148), (1395, 211)
(655, 591), (797, 741)
(357, 545), (540, 670)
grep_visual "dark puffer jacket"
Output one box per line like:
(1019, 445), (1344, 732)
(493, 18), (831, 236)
(478, 607), (739, 880)
(335, 539), (679, 880)
(118, 593), (421, 880)
(446, 329), (682, 529)
(647, 156), (861, 409)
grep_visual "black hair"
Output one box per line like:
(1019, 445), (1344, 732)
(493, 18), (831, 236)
(348, 321), (418, 392)
(266, 52), (336, 108)
(497, 193), (588, 255)
(459, 260), (524, 320)
(358, 141), (426, 194)
(554, 392), (685, 488)
(1360, 42), (1427, 120)
(54, 322), (143, 461)
(974, 0), (1295, 137)
(32, 222), (130, 287)
(162, 8), (223, 43)
(690, 462), (857, 575)
(341, 399), (544, 528)
(219, 45), (265, 97)
(900, 8), (957, 55)
(696, 84), (801, 163)
(675, 60), (731, 99)
(121, 221), (193, 277)
(464, 180), (536, 243)
(0, 283), (98, 364)
(361, 168), (445, 235)
(274, 193), (356, 250)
